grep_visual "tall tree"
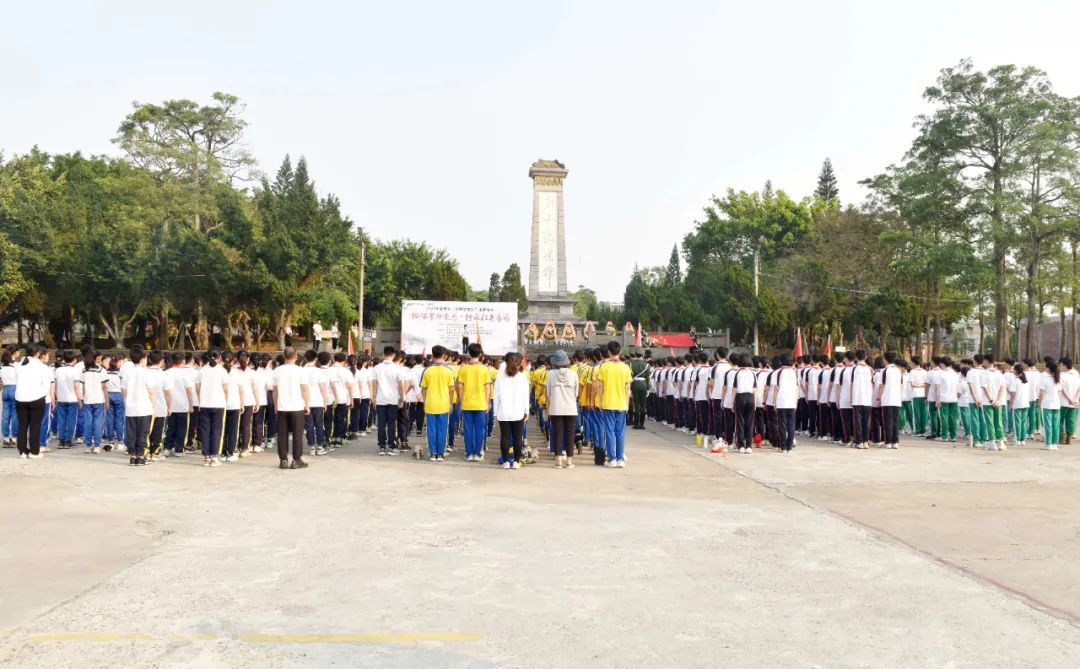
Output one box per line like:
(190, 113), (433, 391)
(499, 263), (529, 316)
(663, 245), (681, 286)
(487, 272), (502, 302)
(815, 158), (839, 201)
(911, 60), (1055, 357)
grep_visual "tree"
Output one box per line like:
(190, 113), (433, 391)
(912, 60), (1056, 357)
(663, 245), (681, 286)
(623, 267), (659, 328)
(499, 263), (528, 316)
(487, 273), (501, 302)
(0, 232), (29, 312)
(815, 158), (839, 201)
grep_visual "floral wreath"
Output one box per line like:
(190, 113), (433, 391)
(561, 322), (577, 340)
(604, 321), (617, 337)
(541, 322), (558, 340)
(583, 321), (597, 339)
(523, 323), (539, 341)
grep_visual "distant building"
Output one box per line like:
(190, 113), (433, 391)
(1018, 316), (1076, 358)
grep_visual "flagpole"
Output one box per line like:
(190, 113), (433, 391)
(357, 230), (366, 353)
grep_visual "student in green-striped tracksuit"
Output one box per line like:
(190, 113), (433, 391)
(927, 357), (942, 439)
(1008, 363), (1030, 447)
(900, 360), (914, 433)
(966, 354), (987, 448)
(1024, 359), (1041, 438)
(979, 355), (1007, 451)
(908, 357), (928, 434)
(1038, 361), (1062, 450)
(958, 366), (973, 446)
(1059, 358), (1080, 445)
(935, 358), (959, 442)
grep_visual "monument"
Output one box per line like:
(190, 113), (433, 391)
(526, 159), (578, 320)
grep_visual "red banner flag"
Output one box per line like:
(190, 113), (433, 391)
(635, 323), (642, 348)
(824, 334), (832, 357)
(793, 327), (803, 359)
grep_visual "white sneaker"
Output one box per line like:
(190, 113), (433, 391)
(19, 453), (27, 459)
(502, 461), (511, 469)
(998, 441), (1007, 451)
(28, 453), (44, 459)
(85, 447), (93, 453)
(226, 454), (239, 462)
(616, 460), (626, 468)
(252, 445), (264, 453)
(511, 461), (521, 469)
(315, 447), (327, 456)
(209, 457), (221, 467)
(604, 461), (617, 467)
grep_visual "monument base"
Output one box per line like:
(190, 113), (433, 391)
(525, 295), (578, 321)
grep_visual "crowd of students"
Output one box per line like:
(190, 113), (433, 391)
(0, 339), (637, 471)
(644, 347), (1079, 453)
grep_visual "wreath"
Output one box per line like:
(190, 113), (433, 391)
(542, 322), (558, 340)
(523, 323), (539, 342)
(561, 322), (577, 340)
(583, 321), (597, 339)
(604, 321), (617, 337)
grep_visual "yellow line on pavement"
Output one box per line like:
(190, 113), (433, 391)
(27, 631), (481, 644)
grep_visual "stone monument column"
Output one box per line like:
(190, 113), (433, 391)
(527, 159), (577, 320)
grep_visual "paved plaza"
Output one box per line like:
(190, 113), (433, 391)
(1, 426), (1079, 668)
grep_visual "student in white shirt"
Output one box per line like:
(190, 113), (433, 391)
(770, 354), (799, 453)
(1008, 363), (1031, 447)
(246, 352), (267, 453)
(850, 350), (874, 449)
(877, 352), (904, 448)
(354, 356), (373, 437)
(330, 322), (340, 351)
(1038, 361), (1063, 450)
(270, 346), (310, 468)
(53, 351), (81, 448)
(253, 354), (273, 451)
(0, 348), (18, 447)
(163, 353), (195, 457)
(966, 354), (987, 447)
(104, 355), (126, 449)
(980, 355), (1007, 451)
(1024, 358), (1042, 438)
(373, 346), (407, 454)
(908, 358), (929, 435)
(1058, 358), (1080, 445)
(730, 354), (757, 453)
(234, 351), (258, 458)
(303, 349), (330, 456)
(708, 347), (732, 448)
(196, 350), (230, 466)
(311, 320), (324, 352)
(144, 350), (171, 460)
(76, 351), (109, 454)
(14, 344), (53, 458)
(330, 352), (352, 447)
(122, 350), (156, 466)
(218, 351), (245, 462)
(493, 352), (530, 468)
(935, 357), (960, 443)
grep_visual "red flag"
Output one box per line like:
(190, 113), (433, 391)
(635, 323), (642, 348)
(824, 334), (832, 357)
(347, 329), (355, 356)
(793, 327), (803, 359)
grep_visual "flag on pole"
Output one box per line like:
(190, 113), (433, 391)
(347, 329), (355, 356)
(635, 323), (642, 348)
(793, 327), (803, 359)
(824, 334), (832, 357)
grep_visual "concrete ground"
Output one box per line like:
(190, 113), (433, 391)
(0, 424), (1078, 668)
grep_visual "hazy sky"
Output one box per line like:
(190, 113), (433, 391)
(4, 1), (1080, 301)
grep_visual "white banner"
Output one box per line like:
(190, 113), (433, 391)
(401, 301), (519, 356)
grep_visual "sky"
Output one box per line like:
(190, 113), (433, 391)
(4, 0), (1080, 301)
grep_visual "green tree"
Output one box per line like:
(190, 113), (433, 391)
(663, 245), (681, 286)
(622, 266), (660, 328)
(499, 263), (528, 316)
(487, 272), (501, 302)
(815, 158), (839, 201)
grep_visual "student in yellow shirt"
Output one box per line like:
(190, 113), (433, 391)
(420, 345), (455, 462)
(456, 343), (491, 462)
(448, 354), (461, 451)
(595, 341), (632, 467)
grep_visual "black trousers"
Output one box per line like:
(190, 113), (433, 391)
(264, 391), (277, 439)
(276, 410), (305, 461)
(796, 398), (808, 432)
(397, 402), (412, 446)
(550, 414), (575, 456)
(840, 408), (854, 443)
(734, 393), (754, 449)
(126, 415), (151, 457)
(376, 404), (398, 449)
(16, 398), (45, 455)
(882, 405), (900, 445)
(239, 406), (254, 452)
(164, 412), (190, 454)
(777, 407), (796, 451)
(766, 407), (779, 446)
(870, 405), (882, 444)
(333, 403), (348, 442)
(199, 407), (225, 457)
(853, 405), (871, 444)
(723, 407), (736, 444)
(252, 406), (265, 446)
(349, 398), (362, 433)
(665, 396), (675, 423)
(832, 405), (843, 441)
(148, 415), (165, 456)
(499, 420), (525, 462)
(223, 409), (240, 457)
(807, 400), (818, 437)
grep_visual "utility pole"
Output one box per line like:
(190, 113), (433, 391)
(357, 231), (366, 352)
(752, 242), (760, 356)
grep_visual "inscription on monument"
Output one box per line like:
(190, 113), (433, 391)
(537, 191), (558, 294)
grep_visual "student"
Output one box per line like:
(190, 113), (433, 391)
(104, 355), (126, 451)
(162, 353), (195, 457)
(328, 352), (351, 448)
(457, 343), (492, 462)
(76, 351), (108, 454)
(966, 354), (987, 448)
(420, 346), (455, 462)
(248, 353), (267, 454)
(803, 354), (821, 440)
(849, 350), (873, 449)
(355, 355), (373, 438)
(594, 341), (632, 467)
(1009, 363), (1030, 447)
(122, 349), (155, 466)
(269, 347), (310, 468)
(494, 352), (530, 470)
(908, 357), (928, 434)
(1059, 358), (1080, 445)
(303, 350), (329, 456)
(876, 352), (903, 449)
(312, 320), (324, 352)
(770, 354), (798, 453)
(935, 357), (959, 443)
(1039, 361), (1062, 451)
(546, 349), (580, 468)
(1, 348), (18, 447)
(708, 347), (732, 449)
(980, 355), (1007, 451)
(373, 346), (406, 455)
(14, 344), (52, 459)
(629, 351), (650, 431)
(196, 350), (229, 467)
(730, 354), (755, 453)
(331, 322), (340, 351)
(53, 351), (79, 449)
